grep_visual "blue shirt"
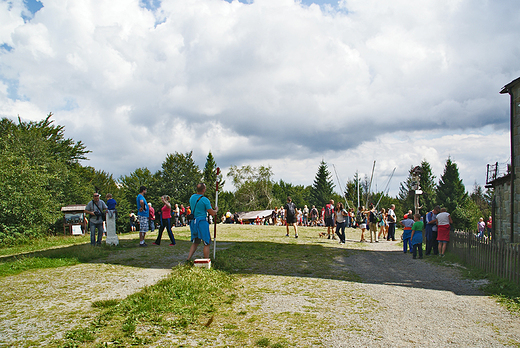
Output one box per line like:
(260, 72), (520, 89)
(136, 194), (148, 217)
(189, 194), (212, 218)
(107, 198), (117, 210)
(401, 218), (414, 239)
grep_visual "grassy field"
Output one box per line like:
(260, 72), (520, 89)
(1, 224), (518, 347)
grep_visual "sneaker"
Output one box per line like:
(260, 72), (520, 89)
(169, 243), (175, 246)
(152, 242), (159, 246)
(295, 235), (298, 238)
(285, 234), (289, 237)
(139, 243), (147, 247)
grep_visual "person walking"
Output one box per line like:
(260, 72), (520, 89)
(187, 183), (218, 261)
(153, 195), (176, 246)
(284, 196), (298, 238)
(334, 202), (348, 244)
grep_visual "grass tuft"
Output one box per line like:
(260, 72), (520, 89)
(55, 265), (235, 347)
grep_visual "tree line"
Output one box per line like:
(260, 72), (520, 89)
(0, 115), (491, 245)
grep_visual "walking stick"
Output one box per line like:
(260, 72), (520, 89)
(213, 167), (220, 260)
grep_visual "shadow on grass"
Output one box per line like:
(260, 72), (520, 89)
(0, 234), (499, 298)
(213, 241), (360, 282)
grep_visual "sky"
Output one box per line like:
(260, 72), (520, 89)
(1, 0), (518, 198)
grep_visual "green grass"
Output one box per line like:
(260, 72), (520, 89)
(0, 234), (91, 257)
(53, 265), (235, 348)
(214, 241), (360, 281)
(0, 240), (135, 277)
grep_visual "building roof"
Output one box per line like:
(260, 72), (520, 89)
(500, 76), (520, 94)
(61, 204), (86, 212)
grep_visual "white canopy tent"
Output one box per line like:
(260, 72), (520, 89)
(237, 210), (274, 221)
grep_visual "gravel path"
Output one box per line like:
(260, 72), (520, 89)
(328, 239), (520, 347)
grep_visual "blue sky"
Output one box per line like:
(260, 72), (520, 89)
(1, 0), (518, 196)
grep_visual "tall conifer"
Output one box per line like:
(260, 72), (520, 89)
(310, 160), (335, 209)
(436, 157), (467, 213)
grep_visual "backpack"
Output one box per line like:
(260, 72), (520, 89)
(324, 204), (333, 218)
(369, 211), (377, 223)
(286, 202), (296, 218)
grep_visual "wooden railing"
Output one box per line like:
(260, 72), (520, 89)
(449, 230), (520, 285)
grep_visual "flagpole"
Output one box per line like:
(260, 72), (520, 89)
(213, 167), (220, 260)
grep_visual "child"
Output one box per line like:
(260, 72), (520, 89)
(411, 213), (424, 259)
(106, 193), (117, 219)
(399, 214), (414, 253)
(477, 218), (485, 239)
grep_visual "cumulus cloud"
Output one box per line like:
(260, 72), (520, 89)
(0, 0), (517, 194)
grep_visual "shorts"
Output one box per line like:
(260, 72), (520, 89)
(325, 217), (334, 227)
(139, 216), (149, 232)
(286, 215), (297, 224)
(190, 217), (211, 245)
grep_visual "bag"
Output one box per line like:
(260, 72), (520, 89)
(186, 196), (203, 221)
(324, 205), (333, 218)
(93, 201), (106, 221)
(286, 203), (296, 218)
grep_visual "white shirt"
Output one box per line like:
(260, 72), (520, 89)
(436, 212), (451, 226)
(387, 208), (396, 223)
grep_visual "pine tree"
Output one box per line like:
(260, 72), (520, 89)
(310, 160), (335, 209)
(437, 157), (467, 212)
(159, 151), (201, 205)
(202, 151), (224, 206)
(470, 182), (492, 220)
(419, 160), (437, 213)
(398, 166), (415, 213)
(436, 157), (473, 229)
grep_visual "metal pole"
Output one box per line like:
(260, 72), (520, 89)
(213, 167), (220, 260)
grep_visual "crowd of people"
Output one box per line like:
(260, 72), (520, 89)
(84, 187), (491, 260)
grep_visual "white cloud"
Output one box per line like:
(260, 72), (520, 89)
(0, 0), (517, 196)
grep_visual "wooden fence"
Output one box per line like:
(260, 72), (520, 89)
(449, 230), (520, 285)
